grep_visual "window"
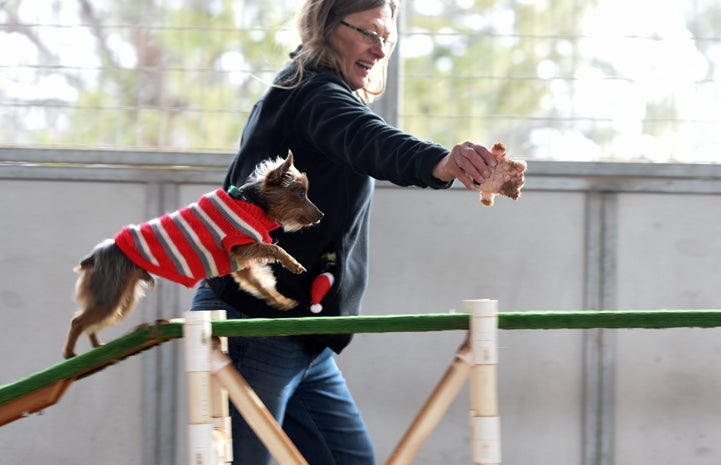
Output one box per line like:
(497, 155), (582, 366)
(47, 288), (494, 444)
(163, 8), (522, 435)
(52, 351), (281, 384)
(1, 0), (719, 162)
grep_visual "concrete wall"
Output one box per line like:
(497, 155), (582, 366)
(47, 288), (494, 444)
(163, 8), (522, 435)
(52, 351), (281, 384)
(1, 148), (720, 465)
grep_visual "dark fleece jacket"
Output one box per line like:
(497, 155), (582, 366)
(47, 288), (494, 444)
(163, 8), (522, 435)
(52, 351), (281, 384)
(207, 63), (451, 353)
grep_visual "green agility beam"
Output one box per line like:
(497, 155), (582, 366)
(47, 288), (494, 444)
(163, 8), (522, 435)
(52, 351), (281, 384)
(2, 310), (721, 426)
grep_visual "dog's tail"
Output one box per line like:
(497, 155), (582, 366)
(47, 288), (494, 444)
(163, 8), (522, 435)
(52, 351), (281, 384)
(74, 238), (115, 273)
(74, 239), (155, 306)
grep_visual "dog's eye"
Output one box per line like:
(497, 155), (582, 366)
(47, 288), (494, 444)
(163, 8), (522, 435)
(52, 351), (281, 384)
(298, 190), (306, 199)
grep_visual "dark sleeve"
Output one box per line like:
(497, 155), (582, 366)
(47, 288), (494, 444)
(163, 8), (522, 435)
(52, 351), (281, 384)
(290, 75), (452, 189)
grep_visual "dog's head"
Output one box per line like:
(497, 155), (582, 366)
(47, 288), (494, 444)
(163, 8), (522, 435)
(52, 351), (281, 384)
(249, 150), (324, 232)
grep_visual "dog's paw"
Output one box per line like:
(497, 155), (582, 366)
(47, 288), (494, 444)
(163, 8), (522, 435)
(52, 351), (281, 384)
(285, 260), (306, 274)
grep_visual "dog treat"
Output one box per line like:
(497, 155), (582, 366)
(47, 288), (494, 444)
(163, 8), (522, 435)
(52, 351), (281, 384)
(477, 142), (527, 206)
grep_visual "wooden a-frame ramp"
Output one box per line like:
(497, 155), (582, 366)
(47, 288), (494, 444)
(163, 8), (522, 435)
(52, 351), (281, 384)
(0, 320), (182, 427)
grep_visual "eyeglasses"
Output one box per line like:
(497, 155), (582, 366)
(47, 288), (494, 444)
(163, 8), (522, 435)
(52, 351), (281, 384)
(339, 20), (394, 51)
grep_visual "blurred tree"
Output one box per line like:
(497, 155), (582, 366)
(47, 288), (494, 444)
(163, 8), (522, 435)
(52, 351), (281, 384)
(400, 0), (597, 154)
(1, 0), (719, 161)
(0, 0), (298, 151)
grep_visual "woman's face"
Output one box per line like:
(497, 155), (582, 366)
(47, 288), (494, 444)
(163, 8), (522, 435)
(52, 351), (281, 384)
(328, 5), (396, 90)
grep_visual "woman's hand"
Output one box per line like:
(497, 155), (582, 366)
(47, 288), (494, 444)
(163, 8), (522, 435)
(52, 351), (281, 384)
(431, 141), (499, 189)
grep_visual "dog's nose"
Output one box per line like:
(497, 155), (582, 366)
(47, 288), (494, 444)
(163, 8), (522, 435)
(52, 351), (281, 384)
(310, 210), (323, 224)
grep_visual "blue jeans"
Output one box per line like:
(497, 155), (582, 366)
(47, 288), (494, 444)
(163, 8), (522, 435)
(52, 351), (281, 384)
(191, 281), (375, 465)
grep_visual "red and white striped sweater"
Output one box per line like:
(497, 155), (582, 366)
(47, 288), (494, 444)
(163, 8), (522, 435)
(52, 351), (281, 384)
(114, 188), (279, 287)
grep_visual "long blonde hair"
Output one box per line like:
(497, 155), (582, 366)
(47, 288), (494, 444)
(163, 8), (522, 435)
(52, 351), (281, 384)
(282, 0), (398, 103)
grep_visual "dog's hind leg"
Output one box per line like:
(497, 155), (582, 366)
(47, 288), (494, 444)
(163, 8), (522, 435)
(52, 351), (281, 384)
(63, 308), (108, 358)
(63, 315), (85, 359)
(64, 245), (151, 358)
(232, 266), (298, 311)
(88, 332), (102, 348)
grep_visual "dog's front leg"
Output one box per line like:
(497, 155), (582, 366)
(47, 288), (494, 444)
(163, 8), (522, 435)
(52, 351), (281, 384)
(232, 243), (306, 274)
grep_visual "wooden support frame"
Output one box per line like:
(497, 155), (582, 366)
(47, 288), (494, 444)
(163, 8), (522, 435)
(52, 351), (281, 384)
(211, 350), (309, 465)
(385, 300), (501, 465)
(185, 300), (501, 465)
(385, 337), (472, 465)
(185, 310), (308, 465)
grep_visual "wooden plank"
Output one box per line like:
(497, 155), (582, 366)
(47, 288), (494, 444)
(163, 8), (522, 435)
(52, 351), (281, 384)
(0, 380), (73, 426)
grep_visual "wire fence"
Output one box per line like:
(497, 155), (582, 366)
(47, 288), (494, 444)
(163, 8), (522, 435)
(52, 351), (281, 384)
(1, 0), (720, 162)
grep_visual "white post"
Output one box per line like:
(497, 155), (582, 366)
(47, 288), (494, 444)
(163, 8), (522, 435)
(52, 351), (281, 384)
(209, 310), (233, 464)
(184, 310), (214, 465)
(467, 299), (501, 465)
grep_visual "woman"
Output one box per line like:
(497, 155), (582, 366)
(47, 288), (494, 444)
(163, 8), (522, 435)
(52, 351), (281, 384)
(191, 1), (498, 463)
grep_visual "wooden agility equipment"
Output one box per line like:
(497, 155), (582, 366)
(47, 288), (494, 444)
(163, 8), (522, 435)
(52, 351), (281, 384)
(7, 308), (721, 462)
(0, 379), (73, 427)
(184, 310), (234, 465)
(385, 337), (472, 465)
(468, 299), (501, 465)
(211, 351), (309, 465)
(0, 321), (177, 428)
(184, 310), (308, 465)
(184, 300), (501, 465)
(384, 300), (500, 465)
(184, 310), (216, 464)
(208, 310), (233, 464)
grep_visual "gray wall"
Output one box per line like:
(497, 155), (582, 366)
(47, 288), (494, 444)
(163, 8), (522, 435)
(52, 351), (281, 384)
(1, 148), (720, 465)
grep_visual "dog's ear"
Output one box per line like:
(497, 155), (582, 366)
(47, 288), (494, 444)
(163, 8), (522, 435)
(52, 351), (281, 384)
(284, 150), (294, 167)
(267, 151), (294, 187)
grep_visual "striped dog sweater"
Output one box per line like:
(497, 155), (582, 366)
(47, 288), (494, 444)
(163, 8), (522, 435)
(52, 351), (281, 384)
(114, 188), (279, 287)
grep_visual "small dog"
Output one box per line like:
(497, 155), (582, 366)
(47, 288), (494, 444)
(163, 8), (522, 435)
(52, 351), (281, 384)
(63, 150), (323, 358)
